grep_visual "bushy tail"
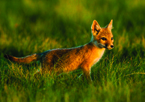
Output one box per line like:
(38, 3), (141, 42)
(4, 53), (41, 64)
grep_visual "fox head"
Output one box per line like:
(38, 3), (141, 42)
(91, 20), (114, 50)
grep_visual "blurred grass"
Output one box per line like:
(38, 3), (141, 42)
(0, 0), (145, 102)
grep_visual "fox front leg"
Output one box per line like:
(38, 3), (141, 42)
(82, 68), (92, 82)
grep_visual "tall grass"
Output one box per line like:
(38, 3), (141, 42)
(0, 0), (145, 102)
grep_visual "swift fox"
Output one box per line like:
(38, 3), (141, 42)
(4, 20), (114, 80)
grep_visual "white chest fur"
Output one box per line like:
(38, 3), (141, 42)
(92, 48), (105, 66)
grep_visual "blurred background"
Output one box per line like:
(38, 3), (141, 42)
(0, 0), (145, 56)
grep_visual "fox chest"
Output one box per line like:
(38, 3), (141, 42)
(88, 48), (105, 67)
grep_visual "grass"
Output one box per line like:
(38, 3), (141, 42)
(0, 0), (145, 102)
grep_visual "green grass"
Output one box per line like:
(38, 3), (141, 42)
(0, 0), (145, 102)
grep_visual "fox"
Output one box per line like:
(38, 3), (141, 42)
(4, 20), (114, 81)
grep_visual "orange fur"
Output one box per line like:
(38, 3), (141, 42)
(4, 20), (114, 81)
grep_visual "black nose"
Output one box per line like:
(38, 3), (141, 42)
(111, 45), (114, 48)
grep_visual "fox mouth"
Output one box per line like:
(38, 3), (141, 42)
(99, 44), (114, 50)
(104, 45), (114, 50)
(103, 45), (109, 49)
(93, 41), (114, 49)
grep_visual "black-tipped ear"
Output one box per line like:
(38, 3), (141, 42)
(106, 19), (113, 30)
(91, 20), (101, 34)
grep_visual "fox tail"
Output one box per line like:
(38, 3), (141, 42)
(4, 53), (41, 64)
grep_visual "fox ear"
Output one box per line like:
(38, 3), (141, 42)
(106, 19), (113, 30)
(91, 20), (101, 34)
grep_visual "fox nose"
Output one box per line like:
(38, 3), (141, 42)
(111, 45), (114, 48)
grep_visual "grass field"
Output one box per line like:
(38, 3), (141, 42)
(0, 0), (145, 102)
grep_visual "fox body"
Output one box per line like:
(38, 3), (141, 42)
(4, 20), (114, 80)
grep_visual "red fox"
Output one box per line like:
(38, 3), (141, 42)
(4, 20), (114, 80)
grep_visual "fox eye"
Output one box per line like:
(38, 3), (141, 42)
(101, 37), (107, 41)
(111, 37), (113, 40)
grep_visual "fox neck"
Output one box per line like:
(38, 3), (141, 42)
(89, 36), (106, 58)
(90, 35), (106, 50)
(87, 38), (106, 66)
